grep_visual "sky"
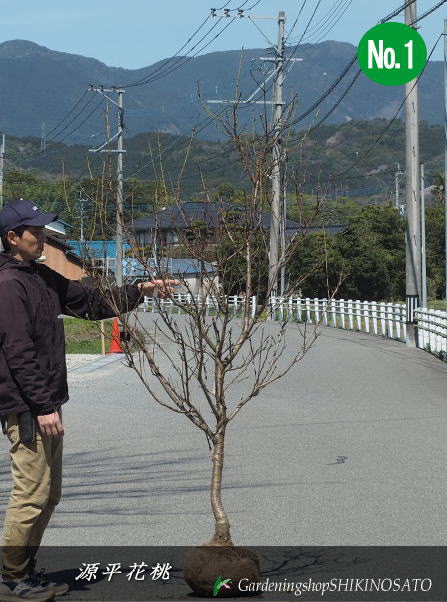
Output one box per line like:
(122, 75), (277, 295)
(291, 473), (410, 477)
(1, 0), (446, 69)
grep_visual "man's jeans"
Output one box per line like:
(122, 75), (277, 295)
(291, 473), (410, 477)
(1, 413), (62, 580)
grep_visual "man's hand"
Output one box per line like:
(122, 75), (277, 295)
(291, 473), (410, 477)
(138, 279), (179, 299)
(37, 412), (64, 437)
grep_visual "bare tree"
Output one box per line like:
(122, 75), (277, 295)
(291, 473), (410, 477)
(77, 101), (339, 548)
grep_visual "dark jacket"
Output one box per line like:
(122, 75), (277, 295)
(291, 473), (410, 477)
(0, 252), (141, 417)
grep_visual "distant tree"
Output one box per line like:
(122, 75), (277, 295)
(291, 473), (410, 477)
(431, 174), (445, 206)
(287, 231), (343, 298)
(288, 205), (406, 301)
(425, 206), (445, 299)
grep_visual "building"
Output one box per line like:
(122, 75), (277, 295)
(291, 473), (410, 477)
(39, 220), (85, 280)
(128, 258), (218, 295)
(127, 201), (326, 247)
(128, 201), (346, 246)
(67, 241), (218, 295)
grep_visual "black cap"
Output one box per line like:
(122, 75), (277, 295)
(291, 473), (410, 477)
(0, 200), (58, 236)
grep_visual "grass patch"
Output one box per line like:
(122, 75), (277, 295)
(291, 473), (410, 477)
(64, 317), (113, 354)
(391, 300), (447, 311)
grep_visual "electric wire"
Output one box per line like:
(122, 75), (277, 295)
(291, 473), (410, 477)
(287, 0), (344, 43)
(129, 17), (238, 87)
(6, 93), (99, 167)
(285, 0), (445, 132)
(44, 90), (89, 139)
(9, 96), (105, 169)
(300, 0), (353, 45)
(124, 17), (226, 88)
(118, 0), (239, 87)
(311, 32), (444, 184)
(132, 0), (445, 188)
(123, 0), (259, 89)
(124, 0), (338, 183)
(11, 0), (444, 198)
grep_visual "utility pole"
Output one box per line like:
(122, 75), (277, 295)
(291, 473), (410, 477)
(395, 162), (404, 210)
(89, 86), (126, 287)
(0, 134), (4, 210)
(405, 1), (421, 345)
(79, 197), (88, 243)
(280, 150), (287, 296)
(268, 11), (285, 298)
(116, 89), (124, 288)
(207, 8), (301, 302)
(420, 163), (427, 308)
(40, 122), (46, 152)
(444, 19), (447, 311)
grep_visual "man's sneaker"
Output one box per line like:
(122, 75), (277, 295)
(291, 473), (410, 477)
(27, 571), (68, 597)
(0, 577), (55, 600)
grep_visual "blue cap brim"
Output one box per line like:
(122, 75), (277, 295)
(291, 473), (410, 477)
(25, 212), (58, 227)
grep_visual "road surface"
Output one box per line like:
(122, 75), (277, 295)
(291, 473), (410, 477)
(0, 319), (446, 546)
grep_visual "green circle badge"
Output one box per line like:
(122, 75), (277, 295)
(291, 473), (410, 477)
(357, 22), (427, 86)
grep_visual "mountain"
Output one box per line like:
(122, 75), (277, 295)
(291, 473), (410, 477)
(0, 39), (443, 143)
(5, 119), (445, 202)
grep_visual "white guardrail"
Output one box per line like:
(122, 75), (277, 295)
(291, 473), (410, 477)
(140, 295), (447, 361)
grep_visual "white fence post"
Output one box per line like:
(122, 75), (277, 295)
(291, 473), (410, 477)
(314, 297), (320, 324)
(321, 298), (328, 326)
(387, 302), (394, 339)
(429, 309), (437, 353)
(339, 300), (345, 329)
(296, 297), (303, 322)
(371, 301), (378, 335)
(363, 301), (370, 334)
(347, 299), (354, 330)
(355, 300), (362, 331)
(395, 304), (401, 340)
(305, 298), (312, 323)
(379, 302), (386, 336)
(331, 299), (337, 328)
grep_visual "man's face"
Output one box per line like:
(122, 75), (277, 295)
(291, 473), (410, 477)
(7, 226), (47, 261)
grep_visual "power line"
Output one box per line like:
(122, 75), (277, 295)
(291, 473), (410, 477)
(123, 0), (261, 88)
(153, 0), (445, 188)
(124, 17), (227, 88)
(315, 33), (444, 183)
(10, 93), (99, 166)
(288, 0), (347, 43)
(44, 90), (89, 139)
(300, 0), (353, 45)
(112, 0), (331, 188)
(10, 97), (105, 168)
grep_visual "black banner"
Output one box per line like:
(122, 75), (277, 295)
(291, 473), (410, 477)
(13, 546), (447, 601)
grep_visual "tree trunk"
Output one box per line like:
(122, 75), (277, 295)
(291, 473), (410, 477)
(208, 427), (233, 545)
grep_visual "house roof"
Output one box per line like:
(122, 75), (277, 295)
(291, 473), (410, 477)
(128, 202), (347, 236)
(128, 201), (303, 232)
(66, 240), (215, 276)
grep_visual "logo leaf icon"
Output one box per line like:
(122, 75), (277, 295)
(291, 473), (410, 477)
(213, 576), (231, 596)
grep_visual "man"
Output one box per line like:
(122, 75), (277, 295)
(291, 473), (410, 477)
(0, 200), (175, 601)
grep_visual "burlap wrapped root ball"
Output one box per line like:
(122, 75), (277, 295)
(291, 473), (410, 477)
(184, 545), (260, 597)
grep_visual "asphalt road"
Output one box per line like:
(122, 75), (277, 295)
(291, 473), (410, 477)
(1, 318), (446, 547)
